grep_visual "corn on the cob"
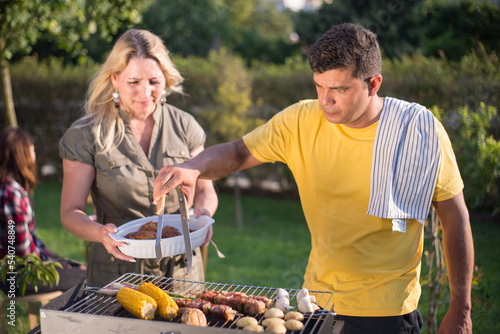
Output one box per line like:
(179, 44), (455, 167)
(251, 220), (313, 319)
(138, 282), (179, 320)
(116, 287), (157, 320)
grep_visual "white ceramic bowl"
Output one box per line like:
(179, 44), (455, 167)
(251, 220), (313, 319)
(108, 214), (214, 259)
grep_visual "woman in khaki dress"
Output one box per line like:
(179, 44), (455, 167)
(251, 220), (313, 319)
(59, 29), (218, 287)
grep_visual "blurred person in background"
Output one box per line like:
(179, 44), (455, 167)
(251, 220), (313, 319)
(0, 127), (86, 295)
(59, 29), (218, 287)
(153, 23), (473, 334)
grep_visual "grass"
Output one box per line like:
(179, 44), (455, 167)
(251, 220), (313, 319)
(205, 190), (310, 289)
(2, 180), (499, 333)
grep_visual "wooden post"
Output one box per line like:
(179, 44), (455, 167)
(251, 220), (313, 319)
(234, 171), (243, 227)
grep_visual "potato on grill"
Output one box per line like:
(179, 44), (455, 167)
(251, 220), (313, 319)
(285, 319), (304, 331)
(236, 316), (258, 328)
(138, 282), (179, 320)
(116, 287), (157, 320)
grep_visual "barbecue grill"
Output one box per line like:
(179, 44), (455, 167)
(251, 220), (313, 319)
(38, 272), (344, 333)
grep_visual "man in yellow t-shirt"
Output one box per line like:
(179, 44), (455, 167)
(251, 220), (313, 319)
(154, 23), (473, 334)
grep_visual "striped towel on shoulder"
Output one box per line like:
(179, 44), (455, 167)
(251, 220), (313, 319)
(367, 97), (441, 232)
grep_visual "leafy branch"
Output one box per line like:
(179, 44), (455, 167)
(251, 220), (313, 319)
(0, 254), (63, 297)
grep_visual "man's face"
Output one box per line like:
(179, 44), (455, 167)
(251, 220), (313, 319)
(313, 68), (374, 129)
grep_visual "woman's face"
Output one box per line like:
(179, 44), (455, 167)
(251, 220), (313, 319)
(30, 144), (36, 162)
(111, 57), (166, 118)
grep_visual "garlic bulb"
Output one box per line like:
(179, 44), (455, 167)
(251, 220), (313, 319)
(298, 297), (314, 313)
(298, 296), (320, 313)
(297, 288), (316, 303)
(297, 288), (309, 301)
(274, 296), (291, 312)
(276, 288), (289, 300)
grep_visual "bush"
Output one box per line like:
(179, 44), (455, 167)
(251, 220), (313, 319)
(3, 56), (98, 178)
(450, 104), (500, 215)
(381, 45), (500, 119)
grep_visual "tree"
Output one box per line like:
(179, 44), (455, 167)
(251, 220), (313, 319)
(0, 0), (152, 127)
(228, 0), (300, 64)
(293, 0), (424, 58)
(419, 0), (500, 61)
(142, 0), (299, 64)
(292, 0), (500, 61)
(142, 0), (229, 58)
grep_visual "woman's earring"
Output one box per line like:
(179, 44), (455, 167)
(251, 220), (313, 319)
(160, 89), (167, 105)
(112, 91), (120, 108)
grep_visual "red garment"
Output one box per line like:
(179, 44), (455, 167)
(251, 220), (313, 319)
(0, 178), (87, 296)
(0, 177), (45, 259)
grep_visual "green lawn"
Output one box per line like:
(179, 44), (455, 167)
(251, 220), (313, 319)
(3, 180), (499, 333)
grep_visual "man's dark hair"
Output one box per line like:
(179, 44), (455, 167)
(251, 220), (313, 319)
(308, 23), (382, 80)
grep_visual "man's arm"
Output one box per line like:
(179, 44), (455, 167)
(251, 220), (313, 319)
(433, 192), (473, 334)
(153, 138), (262, 206)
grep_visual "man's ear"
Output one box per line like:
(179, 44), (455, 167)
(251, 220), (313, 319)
(368, 75), (383, 96)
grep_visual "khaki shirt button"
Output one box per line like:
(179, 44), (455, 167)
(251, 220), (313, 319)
(147, 171), (153, 178)
(179, 150), (186, 156)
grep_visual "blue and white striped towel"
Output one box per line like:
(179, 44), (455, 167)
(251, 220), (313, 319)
(367, 97), (441, 232)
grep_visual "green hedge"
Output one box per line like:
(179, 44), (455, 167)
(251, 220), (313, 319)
(1, 50), (499, 215)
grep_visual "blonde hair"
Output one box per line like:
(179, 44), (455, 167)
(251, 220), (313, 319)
(83, 29), (184, 152)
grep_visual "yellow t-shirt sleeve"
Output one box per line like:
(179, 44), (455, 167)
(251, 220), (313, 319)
(243, 102), (302, 164)
(433, 120), (464, 201)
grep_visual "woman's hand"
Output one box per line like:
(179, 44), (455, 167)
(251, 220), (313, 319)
(100, 223), (136, 262)
(193, 207), (211, 218)
(193, 207), (213, 245)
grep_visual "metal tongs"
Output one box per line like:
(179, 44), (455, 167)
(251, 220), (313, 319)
(176, 186), (193, 274)
(155, 195), (166, 264)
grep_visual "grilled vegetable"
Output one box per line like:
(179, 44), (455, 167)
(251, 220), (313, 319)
(264, 322), (287, 333)
(274, 296), (291, 313)
(138, 282), (179, 320)
(275, 288), (289, 300)
(284, 311), (304, 321)
(116, 287), (157, 320)
(298, 296), (320, 313)
(236, 316), (259, 328)
(262, 318), (285, 327)
(264, 308), (284, 319)
(181, 308), (207, 327)
(244, 324), (265, 332)
(97, 282), (139, 296)
(285, 319), (304, 331)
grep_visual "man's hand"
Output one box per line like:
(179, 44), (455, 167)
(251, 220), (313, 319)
(153, 164), (200, 207)
(438, 301), (472, 333)
(433, 192), (473, 334)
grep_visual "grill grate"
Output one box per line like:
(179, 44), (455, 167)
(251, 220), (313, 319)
(46, 273), (337, 334)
